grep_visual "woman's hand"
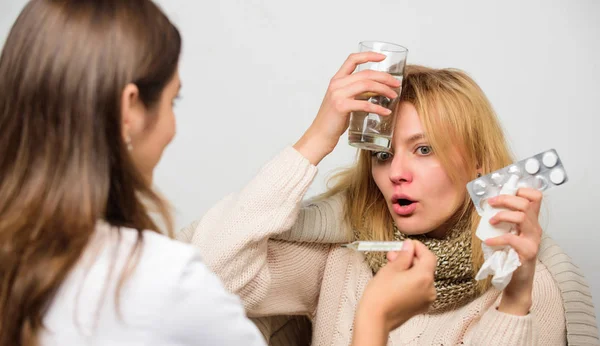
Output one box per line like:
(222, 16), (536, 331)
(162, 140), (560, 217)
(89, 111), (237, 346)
(293, 52), (400, 165)
(484, 187), (544, 315)
(352, 240), (437, 346)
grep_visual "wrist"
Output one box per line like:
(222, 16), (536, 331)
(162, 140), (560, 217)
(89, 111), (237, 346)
(293, 132), (335, 166)
(498, 289), (532, 316)
(352, 308), (390, 346)
(355, 301), (408, 334)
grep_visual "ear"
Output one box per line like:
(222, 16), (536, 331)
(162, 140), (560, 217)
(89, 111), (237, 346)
(476, 165), (483, 178)
(120, 83), (145, 143)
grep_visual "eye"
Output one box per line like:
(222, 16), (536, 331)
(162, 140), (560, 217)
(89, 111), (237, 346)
(416, 146), (432, 156)
(372, 151), (393, 162)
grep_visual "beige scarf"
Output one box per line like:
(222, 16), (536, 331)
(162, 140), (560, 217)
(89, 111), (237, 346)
(361, 225), (479, 313)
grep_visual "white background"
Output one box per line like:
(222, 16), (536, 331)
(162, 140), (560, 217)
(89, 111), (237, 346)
(2, 0), (599, 328)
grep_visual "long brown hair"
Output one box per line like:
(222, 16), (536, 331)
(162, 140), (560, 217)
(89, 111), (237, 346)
(0, 1), (181, 344)
(320, 65), (514, 294)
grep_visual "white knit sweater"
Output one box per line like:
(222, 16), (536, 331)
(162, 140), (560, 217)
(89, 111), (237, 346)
(178, 146), (599, 345)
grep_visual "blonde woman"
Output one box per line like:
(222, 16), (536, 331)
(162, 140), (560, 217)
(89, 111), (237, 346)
(180, 60), (599, 345)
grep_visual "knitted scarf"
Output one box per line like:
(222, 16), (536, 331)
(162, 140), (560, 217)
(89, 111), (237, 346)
(361, 225), (480, 313)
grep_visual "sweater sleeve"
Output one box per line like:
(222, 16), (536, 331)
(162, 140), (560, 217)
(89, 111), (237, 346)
(178, 146), (332, 317)
(466, 262), (566, 345)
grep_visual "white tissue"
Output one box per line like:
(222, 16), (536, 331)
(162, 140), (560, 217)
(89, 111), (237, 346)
(474, 174), (522, 291)
(475, 241), (521, 290)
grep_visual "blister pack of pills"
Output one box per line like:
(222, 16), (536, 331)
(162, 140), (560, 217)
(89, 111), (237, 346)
(467, 149), (568, 215)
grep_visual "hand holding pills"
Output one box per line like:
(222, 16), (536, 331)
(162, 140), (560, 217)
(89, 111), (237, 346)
(468, 149), (569, 315)
(467, 149), (568, 215)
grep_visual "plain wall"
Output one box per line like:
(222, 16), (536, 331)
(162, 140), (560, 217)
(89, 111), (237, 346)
(2, 0), (599, 328)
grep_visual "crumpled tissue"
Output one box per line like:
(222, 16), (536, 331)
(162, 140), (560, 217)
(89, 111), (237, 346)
(474, 174), (522, 291)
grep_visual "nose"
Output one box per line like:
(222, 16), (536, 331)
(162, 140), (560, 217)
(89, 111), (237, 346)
(389, 153), (413, 184)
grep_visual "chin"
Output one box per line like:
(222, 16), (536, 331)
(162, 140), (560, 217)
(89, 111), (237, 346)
(391, 216), (433, 236)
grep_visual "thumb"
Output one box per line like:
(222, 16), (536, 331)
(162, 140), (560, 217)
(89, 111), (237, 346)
(386, 239), (414, 271)
(412, 240), (437, 272)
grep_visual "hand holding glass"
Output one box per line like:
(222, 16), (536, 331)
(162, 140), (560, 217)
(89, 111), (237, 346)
(348, 41), (408, 151)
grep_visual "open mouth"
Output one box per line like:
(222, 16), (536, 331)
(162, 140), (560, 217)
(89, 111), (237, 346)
(392, 196), (417, 215)
(397, 198), (415, 207)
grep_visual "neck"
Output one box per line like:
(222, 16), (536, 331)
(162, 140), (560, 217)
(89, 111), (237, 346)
(424, 209), (466, 239)
(426, 226), (450, 239)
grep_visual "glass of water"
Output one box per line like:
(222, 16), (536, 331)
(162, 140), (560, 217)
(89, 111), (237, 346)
(348, 41), (408, 151)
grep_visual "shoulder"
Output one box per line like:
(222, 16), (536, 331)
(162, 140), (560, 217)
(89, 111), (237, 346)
(103, 225), (266, 344)
(131, 227), (201, 264)
(105, 225), (204, 280)
(130, 230), (266, 344)
(532, 259), (561, 296)
(88, 224), (210, 305)
(533, 235), (594, 309)
(273, 191), (353, 244)
(534, 235), (600, 344)
(154, 250), (266, 344)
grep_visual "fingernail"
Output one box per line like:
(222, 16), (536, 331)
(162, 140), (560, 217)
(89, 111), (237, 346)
(384, 108), (392, 115)
(402, 239), (412, 251)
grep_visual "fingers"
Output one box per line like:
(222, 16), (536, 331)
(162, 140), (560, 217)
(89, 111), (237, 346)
(516, 188), (543, 214)
(333, 52), (386, 79)
(488, 188), (543, 214)
(489, 210), (527, 226)
(410, 241), (437, 307)
(326, 53), (400, 119)
(331, 69), (401, 91)
(484, 233), (539, 261)
(490, 211), (542, 238)
(386, 239), (414, 271)
(516, 187), (543, 203)
(487, 194), (530, 212)
(387, 251), (399, 262)
(333, 99), (393, 116)
(336, 79), (398, 101)
(412, 240), (437, 272)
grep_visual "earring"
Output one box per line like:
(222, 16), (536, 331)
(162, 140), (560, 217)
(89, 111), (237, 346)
(125, 135), (133, 151)
(477, 172), (482, 178)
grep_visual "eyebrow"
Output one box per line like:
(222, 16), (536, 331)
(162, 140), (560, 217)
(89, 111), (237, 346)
(406, 133), (426, 144)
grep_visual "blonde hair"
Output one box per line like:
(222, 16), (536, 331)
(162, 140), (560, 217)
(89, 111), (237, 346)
(319, 64), (514, 294)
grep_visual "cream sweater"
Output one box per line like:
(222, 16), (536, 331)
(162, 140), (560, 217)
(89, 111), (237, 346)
(178, 146), (599, 346)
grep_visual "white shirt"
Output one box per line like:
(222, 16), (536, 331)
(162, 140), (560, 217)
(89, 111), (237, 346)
(40, 222), (265, 346)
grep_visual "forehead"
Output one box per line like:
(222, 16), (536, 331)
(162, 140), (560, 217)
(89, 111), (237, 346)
(392, 102), (425, 144)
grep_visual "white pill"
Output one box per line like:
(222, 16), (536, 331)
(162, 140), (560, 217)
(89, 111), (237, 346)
(525, 158), (540, 174)
(549, 168), (566, 185)
(542, 151), (558, 168)
(491, 172), (504, 184)
(507, 165), (522, 177)
(472, 179), (487, 196)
